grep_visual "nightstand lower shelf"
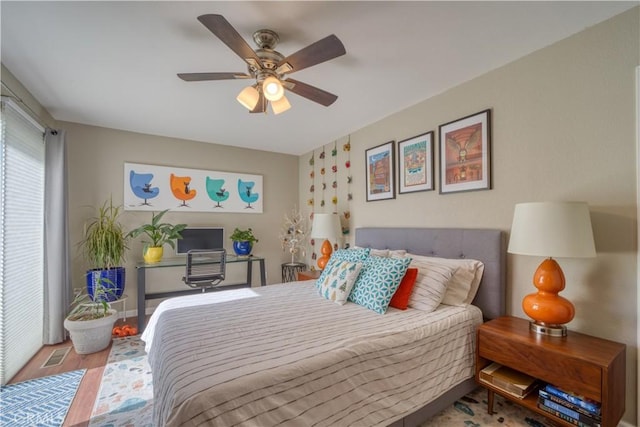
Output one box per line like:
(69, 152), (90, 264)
(476, 316), (625, 427)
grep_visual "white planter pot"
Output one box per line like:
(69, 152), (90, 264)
(64, 309), (117, 354)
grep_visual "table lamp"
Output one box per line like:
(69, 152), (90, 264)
(310, 213), (340, 269)
(507, 201), (596, 337)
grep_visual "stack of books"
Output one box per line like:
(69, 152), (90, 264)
(479, 362), (539, 399)
(538, 384), (602, 427)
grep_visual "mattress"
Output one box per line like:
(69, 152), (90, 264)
(141, 281), (483, 427)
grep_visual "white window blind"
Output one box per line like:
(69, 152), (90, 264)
(0, 99), (45, 385)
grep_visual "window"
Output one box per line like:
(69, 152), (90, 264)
(0, 99), (45, 385)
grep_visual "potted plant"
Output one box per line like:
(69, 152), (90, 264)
(127, 209), (187, 263)
(79, 197), (128, 302)
(230, 227), (258, 256)
(63, 286), (118, 354)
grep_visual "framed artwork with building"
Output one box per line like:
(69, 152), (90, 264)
(439, 109), (492, 194)
(365, 141), (395, 201)
(398, 131), (434, 194)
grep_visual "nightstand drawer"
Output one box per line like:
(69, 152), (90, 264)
(478, 330), (602, 400)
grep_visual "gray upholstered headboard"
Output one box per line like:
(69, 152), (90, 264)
(355, 227), (506, 320)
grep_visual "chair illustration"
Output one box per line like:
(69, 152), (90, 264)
(182, 249), (226, 292)
(129, 170), (159, 206)
(170, 173), (197, 207)
(206, 177), (229, 208)
(238, 179), (259, 209)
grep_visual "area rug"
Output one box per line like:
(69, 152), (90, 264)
(88, 335), (553, 427)
(88, 336), (153, 427)
(422, 386), (553, 427)
(0, 369), (86, 427)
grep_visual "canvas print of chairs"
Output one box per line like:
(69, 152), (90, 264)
(206, 177), (229, 208)
(238, 179), (259, 209)
(130, 170), (159, 206)
(170, 173), (197, 207)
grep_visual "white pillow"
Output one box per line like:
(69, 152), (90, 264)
(317, 260), (363, 305)
(407, 259), (456, 312)
(353, 246), (407, 259)
(407, 254), (484, 306)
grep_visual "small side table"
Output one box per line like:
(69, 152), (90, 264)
(282, 262), (307, 282)
(297, 270), (322, 281)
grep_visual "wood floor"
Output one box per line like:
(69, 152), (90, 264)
(8, 318), (140, 427)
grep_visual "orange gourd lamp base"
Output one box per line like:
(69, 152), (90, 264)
(317, 239), (333, 270)
(522, 258), (574, 337)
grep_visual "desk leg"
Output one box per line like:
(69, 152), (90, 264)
(259, 259), (266, 286)
(137, 267), (146, 331)
(247, 259), (253, 286)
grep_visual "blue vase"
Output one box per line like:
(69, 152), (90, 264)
(233, 241), (253, 256)
(86, 267), (125, 302)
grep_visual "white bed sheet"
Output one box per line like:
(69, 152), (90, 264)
(141, 281), (483, 427)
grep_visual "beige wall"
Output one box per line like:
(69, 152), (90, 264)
(62, 121), (299, 311)
(299, 7), (639, 425)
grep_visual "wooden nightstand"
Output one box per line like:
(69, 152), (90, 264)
(297, 270), (321, 281)
(476, 316), (626, 427)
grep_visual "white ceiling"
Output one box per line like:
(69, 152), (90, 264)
(1, 1), (635, 155)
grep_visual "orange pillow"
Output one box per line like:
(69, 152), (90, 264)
(389, 268), (419, 310)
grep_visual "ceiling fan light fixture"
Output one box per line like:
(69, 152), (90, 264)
(262, 76), (284, 101)
(271, 95), (291, 115)
(236, 85), (260, 110)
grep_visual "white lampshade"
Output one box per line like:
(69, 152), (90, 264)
(271, 95), (291, 115)
(262, 76), (284, 101)
(236, 86), (259, 110)
(310, 213), (340, 240)
(508, 201), (596, 258)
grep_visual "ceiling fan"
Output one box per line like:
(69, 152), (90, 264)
(178, 14), (346, 115)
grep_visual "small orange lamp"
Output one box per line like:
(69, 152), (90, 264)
(508, 201), (596, 337)
(310, 213), (340, 270)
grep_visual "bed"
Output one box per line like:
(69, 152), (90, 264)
(141, 227), (505, 426)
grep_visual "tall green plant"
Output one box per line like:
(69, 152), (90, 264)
(127, 209), (187, 250)
(80, 197), (128, 269)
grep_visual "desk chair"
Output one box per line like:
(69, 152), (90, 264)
(182, 249), (226, 292)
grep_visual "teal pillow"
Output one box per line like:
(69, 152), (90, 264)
(315, 248), (370, 290)
(349, 256), (412, 314)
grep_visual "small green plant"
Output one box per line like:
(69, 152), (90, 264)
(229, 227), (259, 244)
(80, 197), (128, 269)
(66, 285), (115, 321)
(127, 209), (187, 250)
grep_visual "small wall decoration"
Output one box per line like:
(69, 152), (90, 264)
(365, 140), (395, 202)
(398, 131), (434, 194)
(124, 162), (263, 213)
(439, 109), (491, 194)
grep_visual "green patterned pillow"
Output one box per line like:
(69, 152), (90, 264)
(315, 247), (370, 290)
(317, 260), (363, 305)
(349, 256), (412, 314)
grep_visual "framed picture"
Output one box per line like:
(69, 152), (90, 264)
(365, 141), (395, 201)
(439, 109), (491, 194)
(398, 131), (434, 194)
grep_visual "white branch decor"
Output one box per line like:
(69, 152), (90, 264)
(279, 207), (309, 264)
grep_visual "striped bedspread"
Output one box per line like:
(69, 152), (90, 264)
(141, 281), (483, 427)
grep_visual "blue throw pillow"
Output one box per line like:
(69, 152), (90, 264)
(315, 248), (370, 290)
(349, 256), (412, 314)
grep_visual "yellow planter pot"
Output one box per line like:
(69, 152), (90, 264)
(143, 246), (164, 263)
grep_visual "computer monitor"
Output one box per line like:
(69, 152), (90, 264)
(176, 227), (224, 255)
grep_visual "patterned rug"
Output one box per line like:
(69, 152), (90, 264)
(88, 336), (153, 427)
(88, 336), (552, 427)
(0, 369), (86, 427)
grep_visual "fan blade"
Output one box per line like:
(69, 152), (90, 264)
(197, 14), (263, 70)
(177, 72), (251, 82)
(277, 35), (345, 74)
(250, 91), (267, 114)
(284, 79), (338, 107)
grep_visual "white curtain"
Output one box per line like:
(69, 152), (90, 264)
(43, 129), (69, 344)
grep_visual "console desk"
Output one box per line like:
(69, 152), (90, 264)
(136, 255), (266, 331)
